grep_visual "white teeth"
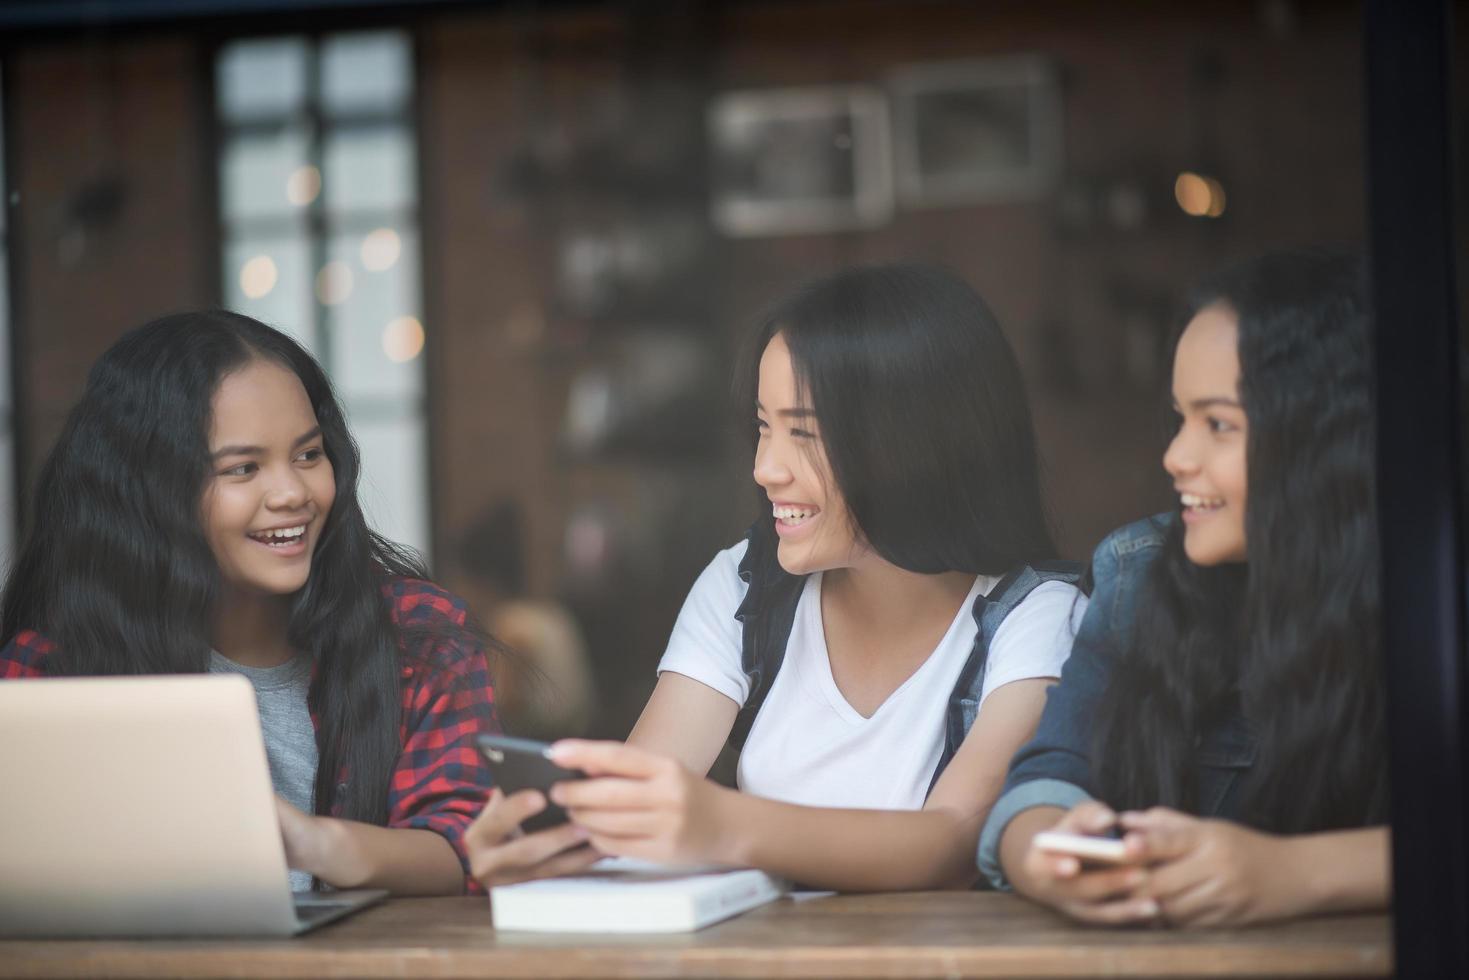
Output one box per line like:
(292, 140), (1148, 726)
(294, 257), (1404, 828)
(772, 505), (818, 523)
(1180, 493), (1224, 510)
(252, 525), (306, 543)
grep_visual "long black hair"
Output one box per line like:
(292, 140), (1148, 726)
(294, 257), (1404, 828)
(737, 263), (1057, 575)
(2, 310), (463, 826)
(1093, 250), (1388, 833)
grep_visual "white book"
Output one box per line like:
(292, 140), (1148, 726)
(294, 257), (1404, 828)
(489, 858), (788, 933)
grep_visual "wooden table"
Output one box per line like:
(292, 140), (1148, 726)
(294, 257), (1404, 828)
(0, 892), (1392, 978)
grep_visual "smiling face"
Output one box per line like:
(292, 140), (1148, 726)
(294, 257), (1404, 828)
(1164, 303), (1249, 565)
(202, 358), (336, 601)
(753, 333), (866, 575)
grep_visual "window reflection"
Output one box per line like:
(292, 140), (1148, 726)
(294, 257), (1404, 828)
(325, 230), (423, 401)
(0, 68), (13, 566)
(220, 128), (311, 221)
(222, 237), (314, 350)
(216, 38), (308, 122)
(215, 32), (429, 559)
(321, 32), (411, 116)
(322, 128), (415, 213)
(352, 415), (430, 560)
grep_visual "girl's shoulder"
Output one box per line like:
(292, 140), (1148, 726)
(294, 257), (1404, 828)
(680, 537), (754, 614)
(1, 628), (58, 678)
(1077, 513), (1176, 639)
(383, 577), (470, 630)
(383, 578), (484, 677)
(1090, 513), (1175, 579)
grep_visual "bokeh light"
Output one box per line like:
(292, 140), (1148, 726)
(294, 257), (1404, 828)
(1174, 172), (1227, 218)
(239, 254), (278, 299)
(382, 315), (425, 362)
(361, 227), (402, 271)
(315, 260), (354, 305)
(286, 165), (322, 207)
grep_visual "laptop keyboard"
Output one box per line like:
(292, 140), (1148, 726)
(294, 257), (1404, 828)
(292, 899), (356, 924)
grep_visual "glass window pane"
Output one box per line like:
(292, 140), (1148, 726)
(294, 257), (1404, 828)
(0, 267), (9, 415)
(0, 73), (5, 237)
(217, 38), (309, 122)
(221, 127), (314, 220)
(321, 32), (411, 116)
(322, 127), (414, 214)
(1, 65), (8, 408)
(349, 413), (430, 559)
(222, 237), (316, 352)
(323, 230), (423, 401)
(215, 33), (428, 570)
(0, 68), (10, 568)
(0, 435), (12, 569)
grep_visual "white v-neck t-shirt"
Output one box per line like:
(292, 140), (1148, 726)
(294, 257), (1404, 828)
(657, 540), (1084, 811)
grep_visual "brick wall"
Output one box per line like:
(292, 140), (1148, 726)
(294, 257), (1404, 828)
(7, 36), (212, 491)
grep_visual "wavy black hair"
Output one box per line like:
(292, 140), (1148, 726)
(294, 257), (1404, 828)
(736, 263), (1058, 575)
(1, 310), (467, 826)
(1093, 250), (1388, 833)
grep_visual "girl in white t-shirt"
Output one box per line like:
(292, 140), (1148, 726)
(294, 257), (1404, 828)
(466, 263), (1085, 891)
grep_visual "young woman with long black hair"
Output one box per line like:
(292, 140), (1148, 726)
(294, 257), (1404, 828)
(466, 263), (1086, 892)
(979, 250), (1389, 926)
(0, 311), (497, 895)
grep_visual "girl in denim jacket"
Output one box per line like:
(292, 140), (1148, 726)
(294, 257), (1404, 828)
(979, 250), (1389, 926)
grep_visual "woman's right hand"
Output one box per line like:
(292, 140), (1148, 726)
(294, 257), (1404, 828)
(1012, 801), (1159, 925)
(464, 787), (602, 889)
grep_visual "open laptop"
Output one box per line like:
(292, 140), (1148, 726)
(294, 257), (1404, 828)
(0, 674), (386, 937)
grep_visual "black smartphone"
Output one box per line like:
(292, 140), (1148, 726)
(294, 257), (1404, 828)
(475, 734), (588, 833)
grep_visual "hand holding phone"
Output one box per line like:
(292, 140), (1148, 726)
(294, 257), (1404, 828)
(1033, 830), (1133, 866)
(476, 735), (587, 833)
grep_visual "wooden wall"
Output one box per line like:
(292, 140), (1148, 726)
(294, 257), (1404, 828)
(7, 36), (212, 483)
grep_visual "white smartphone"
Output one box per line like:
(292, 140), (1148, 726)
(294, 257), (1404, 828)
(1033, 830), (1132, 865)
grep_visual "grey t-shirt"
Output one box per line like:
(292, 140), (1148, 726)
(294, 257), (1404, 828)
(209, 651), (317, 892)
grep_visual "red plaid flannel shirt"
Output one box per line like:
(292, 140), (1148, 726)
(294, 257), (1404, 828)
(0, 577), (498, 893)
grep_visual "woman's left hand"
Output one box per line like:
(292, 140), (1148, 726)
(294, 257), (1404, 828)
(546, 740), (737, 866)
(275, 793), (470, 893)
(1121, 807), (1304, 927)
(274, 795), (326, 876)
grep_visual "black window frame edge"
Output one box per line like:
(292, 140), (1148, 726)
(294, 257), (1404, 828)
(1, 54), (30, 543)
(1365, 1), (1469, 975)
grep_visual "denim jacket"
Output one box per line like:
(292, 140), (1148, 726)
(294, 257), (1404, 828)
(976, 513), (1259, 888)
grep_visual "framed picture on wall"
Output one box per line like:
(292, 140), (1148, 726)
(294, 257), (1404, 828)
(708, 85), (893, 237)
(891, 55), (1062, 208)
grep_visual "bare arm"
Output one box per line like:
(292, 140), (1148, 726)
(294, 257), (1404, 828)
(719, 794), (973, 890)
(276, 796), (467, 895)
(553, 678), (1054, 892)
(1281, 826), (1391, 914)
(625, 670), (740, 776)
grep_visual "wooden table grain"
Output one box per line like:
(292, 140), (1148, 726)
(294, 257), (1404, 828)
(0, 891), (1393, 978)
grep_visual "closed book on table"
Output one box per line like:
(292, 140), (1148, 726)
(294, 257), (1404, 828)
(490, 858), (788, 933)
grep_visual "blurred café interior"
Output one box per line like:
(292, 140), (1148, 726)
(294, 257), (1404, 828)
(0, 0), (1404, 740)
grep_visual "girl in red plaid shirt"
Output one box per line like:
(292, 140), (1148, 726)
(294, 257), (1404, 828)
(0, 311), (498, 895)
